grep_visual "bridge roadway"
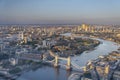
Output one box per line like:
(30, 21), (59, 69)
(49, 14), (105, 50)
(43, 59), (84, 71)
(49, 50), (84, 70)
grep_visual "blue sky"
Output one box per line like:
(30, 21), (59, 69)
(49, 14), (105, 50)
(0, 0), (120, 24)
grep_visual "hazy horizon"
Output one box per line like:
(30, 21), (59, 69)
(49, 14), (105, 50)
(0, 0), (120, 25)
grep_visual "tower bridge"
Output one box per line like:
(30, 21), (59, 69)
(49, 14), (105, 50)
(49, 50), (86, 71)
(18, 50), (86, 71)
(53, 55), (86, 71)
(54, 56), (71, 70)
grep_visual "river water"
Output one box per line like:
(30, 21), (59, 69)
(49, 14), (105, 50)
(17, 33), (120, 80)
(17, 66), (71, 80)
(72, 38), (120, 66)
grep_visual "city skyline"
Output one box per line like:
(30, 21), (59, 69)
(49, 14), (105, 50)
(0, 0), (120, 24)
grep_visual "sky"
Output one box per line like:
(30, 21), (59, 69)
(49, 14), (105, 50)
(0, 0), (120, 24)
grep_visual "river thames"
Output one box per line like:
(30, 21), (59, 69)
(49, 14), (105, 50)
(17, 35), (120, 80)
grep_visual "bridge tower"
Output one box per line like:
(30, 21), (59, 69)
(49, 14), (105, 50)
(66, 56), (71, 70)
(54, 56), (59, 67)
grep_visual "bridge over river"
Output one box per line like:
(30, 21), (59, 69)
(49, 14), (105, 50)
(18, 50), (85, 71)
